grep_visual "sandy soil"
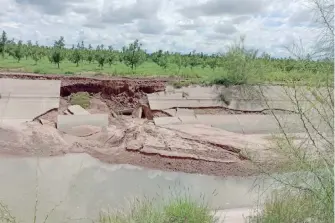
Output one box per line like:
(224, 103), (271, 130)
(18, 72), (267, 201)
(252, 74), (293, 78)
(0, 72), (293, 176)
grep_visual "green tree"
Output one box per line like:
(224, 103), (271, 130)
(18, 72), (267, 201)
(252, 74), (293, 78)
(87, 50), (94, 63)
(70, 49), (82, 67)
(152, 50), (168, 70)
(50, 37), (65, 68)
(173, 53), (183, 74)
(31, 45), (43, 65)
(95, 51), (106, 69)
(54, 36), (65, 49)
(188, 50), (201, 70)
(0, 31), (8, 58)
(50, 49), (63, 68)
(106, 50), (117, 67)
(13, 40), (24, 62)
(122, 39), (146, 71)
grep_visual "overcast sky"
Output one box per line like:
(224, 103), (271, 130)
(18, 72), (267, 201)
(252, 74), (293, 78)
(0, 0), (319, 57)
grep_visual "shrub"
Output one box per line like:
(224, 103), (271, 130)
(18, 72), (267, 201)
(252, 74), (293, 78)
(98, 196), (216, 223)
(64, 71), (74, 75)
(69, 92), (91, 108)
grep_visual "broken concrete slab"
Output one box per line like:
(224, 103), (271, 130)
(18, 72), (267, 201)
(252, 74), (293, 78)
(154, 114), (310, 134)
(0, 78), (61, 98)
(57, 114), (108, 133)
(148, 99), (222, 110)
(176, 108), (195, 116)
(178, 116), (198, 124)
(0, 79), (60, 122)
(153, 117), (181, 125)
(148, 85), (329, 113)
(0, 98), (60, 120)
(67, 105), (90, 115)
(163, 109), (177, 116)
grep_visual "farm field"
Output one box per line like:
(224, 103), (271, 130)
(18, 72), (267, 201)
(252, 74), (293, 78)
(0, 31), (333, 86)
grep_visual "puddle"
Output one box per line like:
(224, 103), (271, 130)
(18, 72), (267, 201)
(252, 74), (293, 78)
(0, 153), (290, 222)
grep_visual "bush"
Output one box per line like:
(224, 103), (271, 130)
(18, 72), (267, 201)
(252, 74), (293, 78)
(69, 92), (91, 108)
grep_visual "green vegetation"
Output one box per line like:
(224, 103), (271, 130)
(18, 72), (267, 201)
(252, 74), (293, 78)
(247, 68), (334, 223)
(0, 30), (333, 86)
(69, 92), (91, 108)
(98, 196), (216, 223)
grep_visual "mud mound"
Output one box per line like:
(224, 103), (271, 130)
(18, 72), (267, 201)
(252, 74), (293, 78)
(0, 122), (69, 156)
(0, 118), (260, 176)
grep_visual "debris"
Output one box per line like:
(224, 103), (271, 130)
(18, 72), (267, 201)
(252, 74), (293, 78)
(67, 105), (90, 115)
(110, 109), (118, 118)
(118, 109), (133, 115)
(132, 106), (143, 118)
(141, 104), (153, 120)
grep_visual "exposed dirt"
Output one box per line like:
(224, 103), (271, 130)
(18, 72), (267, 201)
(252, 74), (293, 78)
(0, 72), (284, 176)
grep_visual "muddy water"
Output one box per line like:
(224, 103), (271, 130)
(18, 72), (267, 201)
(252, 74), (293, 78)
(0, 154), (305, 223)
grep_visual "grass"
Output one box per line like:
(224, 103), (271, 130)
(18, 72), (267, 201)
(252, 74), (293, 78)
(69, 92), (91, 108)
(0, 56), (332, 86)
(97, 195), (217, 223)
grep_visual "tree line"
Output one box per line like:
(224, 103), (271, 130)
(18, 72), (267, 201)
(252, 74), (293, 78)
(0, 30), (332, 74)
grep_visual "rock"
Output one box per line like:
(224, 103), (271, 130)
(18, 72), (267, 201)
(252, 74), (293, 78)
(132, 106), (143, 118)
(67, 105), (90, 115)
(62, 125), (102, 137)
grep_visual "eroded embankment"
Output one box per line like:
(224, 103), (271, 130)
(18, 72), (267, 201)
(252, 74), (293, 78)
(1, 73), (294, 176)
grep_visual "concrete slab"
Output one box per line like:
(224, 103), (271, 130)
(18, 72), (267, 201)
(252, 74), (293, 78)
(149, 99), (222, 110)
(153, 116), (181, 125)
(57, 114), (108, 133)
(178, 116), (199, 124)
(154, 114), (312, 134)
(0, 78), (61, 97)
(163, 109), (177, 116)
(67, 105), (90, 115)
(149, 85), (330, 112)
(0, 79), (60, 122)
(0, 97), (59, 119)
(147, 92), (183, 100)
(176, 108), (195, 116)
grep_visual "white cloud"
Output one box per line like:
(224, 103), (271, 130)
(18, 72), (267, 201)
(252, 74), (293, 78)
(0, 0), (322, 57)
